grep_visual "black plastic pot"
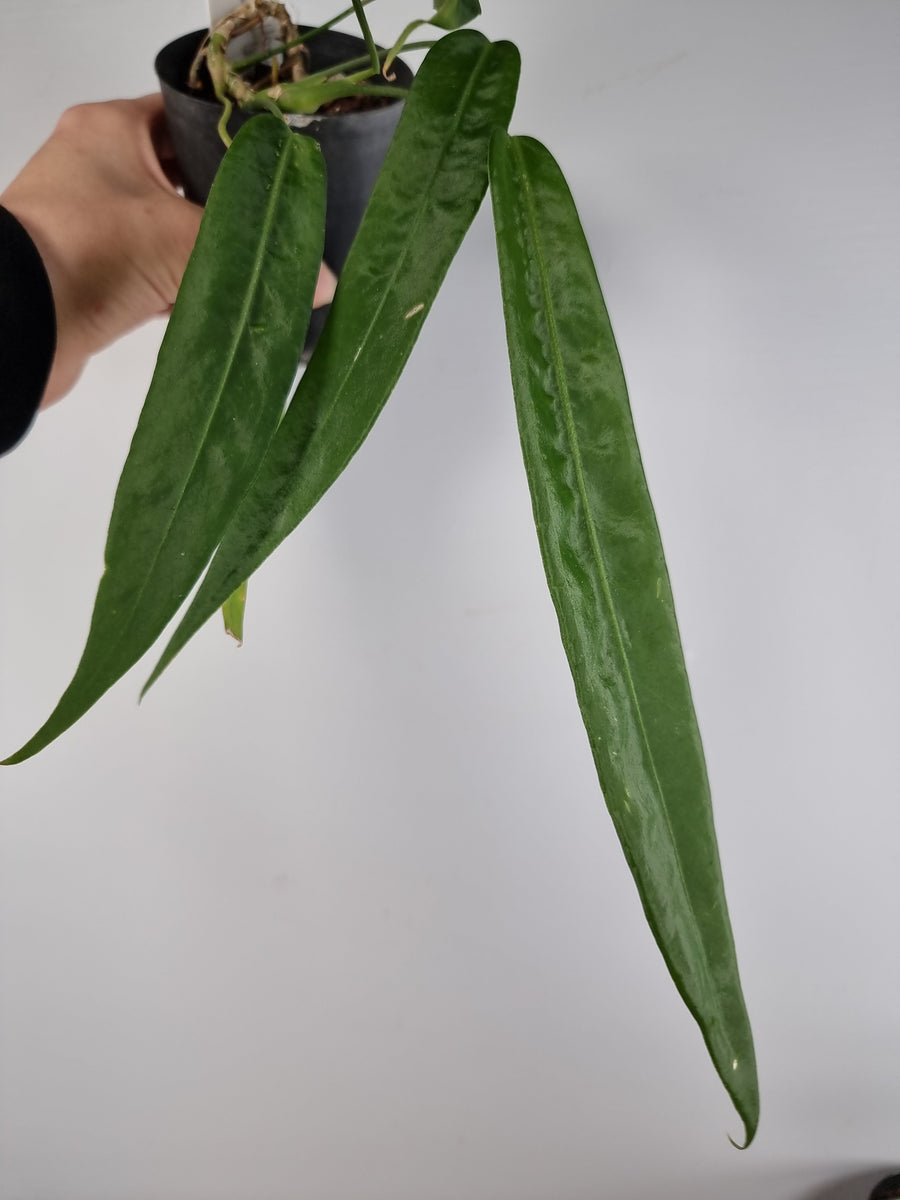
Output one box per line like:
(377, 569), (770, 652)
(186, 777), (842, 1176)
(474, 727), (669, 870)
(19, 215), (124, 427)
(155, 27), (412, 275)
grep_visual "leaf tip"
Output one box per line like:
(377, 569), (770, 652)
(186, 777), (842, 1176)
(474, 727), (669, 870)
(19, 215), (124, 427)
(727, 1090), (759, 1150)
(727, 1124), (756, 1151)
(2, 747), (37, 767)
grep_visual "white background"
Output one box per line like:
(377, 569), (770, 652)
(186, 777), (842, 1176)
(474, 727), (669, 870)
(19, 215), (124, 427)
(1, 2), (898, 1197)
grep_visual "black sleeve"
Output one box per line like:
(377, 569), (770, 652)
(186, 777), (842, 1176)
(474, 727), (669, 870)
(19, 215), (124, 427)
(0, 205), (56, 456)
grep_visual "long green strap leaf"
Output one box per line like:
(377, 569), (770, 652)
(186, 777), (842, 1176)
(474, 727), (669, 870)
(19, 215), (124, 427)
(5, 118), (326, 764)
(142, 30), (520, 694)
(489, 132), (759, 1144)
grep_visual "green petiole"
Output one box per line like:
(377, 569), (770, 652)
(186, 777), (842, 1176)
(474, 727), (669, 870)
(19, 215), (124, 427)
(231, 0), (379, 71)
(350, 0), (382, 76)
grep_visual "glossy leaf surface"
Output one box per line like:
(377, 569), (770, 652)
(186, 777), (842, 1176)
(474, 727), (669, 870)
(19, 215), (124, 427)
(5, 117), (326, 763)
(431, 0), (482, 30)
(144, 30), (520, 693)
(489, 131), (759, 1143)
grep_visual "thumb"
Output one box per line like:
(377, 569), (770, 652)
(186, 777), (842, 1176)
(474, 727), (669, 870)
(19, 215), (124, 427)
(314, 262), (337, 308)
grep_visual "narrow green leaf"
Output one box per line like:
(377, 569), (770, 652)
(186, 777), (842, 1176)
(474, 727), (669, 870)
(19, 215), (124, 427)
(489, 131), (759, 1144)
(143, 31), (520, 695)
(222, 581), (248, 644)
(4, 117), (326, 764)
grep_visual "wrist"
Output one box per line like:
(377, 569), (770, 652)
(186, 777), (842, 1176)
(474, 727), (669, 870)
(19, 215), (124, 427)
(0, 187), (94, 404)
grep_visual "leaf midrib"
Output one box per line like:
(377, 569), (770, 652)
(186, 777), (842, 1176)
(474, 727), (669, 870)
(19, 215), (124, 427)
(511, 137), (715, 994)
(289, 38), (496, 480)
(96, 127), (296, 680)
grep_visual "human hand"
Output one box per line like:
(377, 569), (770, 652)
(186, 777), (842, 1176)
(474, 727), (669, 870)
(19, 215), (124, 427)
(0, 95), (336, 407)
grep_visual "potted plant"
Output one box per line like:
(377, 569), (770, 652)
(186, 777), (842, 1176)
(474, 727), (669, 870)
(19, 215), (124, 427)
(156, 5), (415, 262)
(2, 0), (759, 1145)
(156, 3), (417, 352)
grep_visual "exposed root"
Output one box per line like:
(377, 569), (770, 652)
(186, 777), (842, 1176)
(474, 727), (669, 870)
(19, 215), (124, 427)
(189, 1), (309, 96)
(188, 1), (406, 122)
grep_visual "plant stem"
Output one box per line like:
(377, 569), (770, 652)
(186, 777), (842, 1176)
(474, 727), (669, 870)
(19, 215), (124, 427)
(231, 0), (378, 71)
(383, 18), (424, 76)
(338, 83), (409, 98)
(296, 43), (435, 88)
(255, 94), (286, 119)
(350, 0), (381, 76)
(246, 78), (409, 113)
(217, 99), (233, 147)
(301, 0), (378, 43)
(208, 32), (234, 147)
(301, 53), (374, 83)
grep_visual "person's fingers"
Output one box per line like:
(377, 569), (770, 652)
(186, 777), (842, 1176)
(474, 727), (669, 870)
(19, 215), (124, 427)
(125, 95), (183, 197)
(314, 262), (337, 308)
(155, 145), (184, 193)
(154, 194), (204, 306)
(142, 93), (185, 192)
(130, 93), (166, 119)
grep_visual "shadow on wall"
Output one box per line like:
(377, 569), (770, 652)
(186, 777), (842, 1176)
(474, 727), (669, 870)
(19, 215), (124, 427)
(800, 1170), (900, 1200)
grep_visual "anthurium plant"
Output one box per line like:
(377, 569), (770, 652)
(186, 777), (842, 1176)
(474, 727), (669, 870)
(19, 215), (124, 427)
(2, 0), (760, 1144)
